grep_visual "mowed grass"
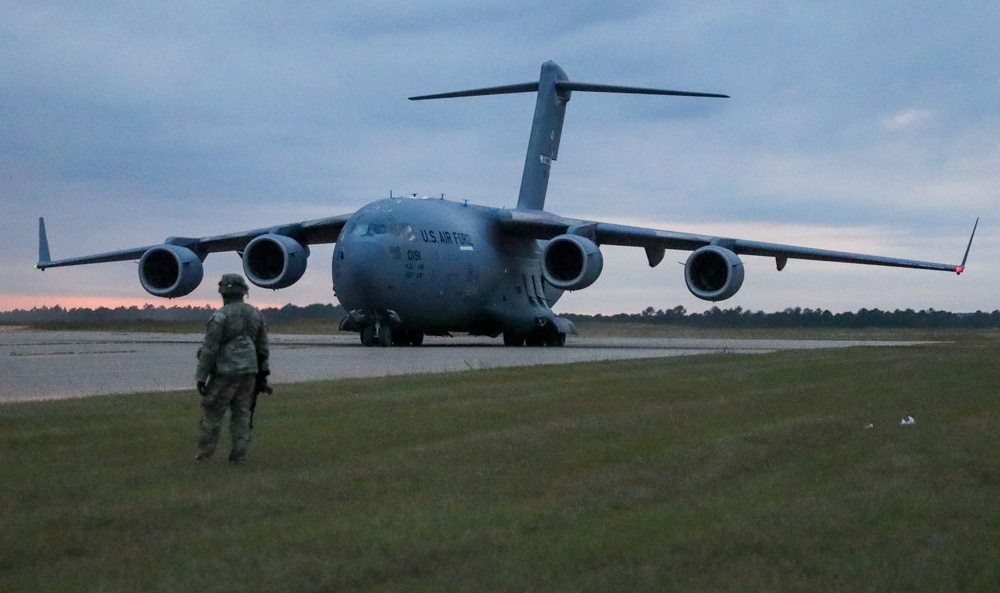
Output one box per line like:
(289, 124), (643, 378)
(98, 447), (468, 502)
(3, 334), (1000, 592)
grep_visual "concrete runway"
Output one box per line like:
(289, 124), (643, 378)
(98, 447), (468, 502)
(0, 329), (922, 402)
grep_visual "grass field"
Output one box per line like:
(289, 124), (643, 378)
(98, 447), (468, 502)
(2, 332), (999, 592)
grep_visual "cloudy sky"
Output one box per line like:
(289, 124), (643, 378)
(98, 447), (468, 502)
(3, 1), (996, 315)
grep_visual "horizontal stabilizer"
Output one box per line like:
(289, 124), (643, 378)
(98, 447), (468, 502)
(556, 81), (729, 99)
(409, 83), (539, 101)
(409, 81), (729, 101)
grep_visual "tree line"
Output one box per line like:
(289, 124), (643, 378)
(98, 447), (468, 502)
(564, 306), (1000, 329)
(0, 303), (345, 326)
(565, 306), (1000, 329)
(1, 303), (998, 329)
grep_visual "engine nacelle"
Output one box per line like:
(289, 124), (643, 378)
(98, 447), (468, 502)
(138, 245), (204, 298)
(243, 234), (309, 289)
(541, 234), (604, 291)
(684, 245), (745, 301)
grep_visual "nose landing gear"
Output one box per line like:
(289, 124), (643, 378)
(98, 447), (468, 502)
(359, 324), (386, 347)
(344, 311), (423, 347)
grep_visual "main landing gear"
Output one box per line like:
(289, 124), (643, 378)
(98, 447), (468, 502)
(360, 324), (424, 347)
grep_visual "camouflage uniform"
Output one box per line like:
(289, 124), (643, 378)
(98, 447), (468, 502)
(195, 274), (269, 464)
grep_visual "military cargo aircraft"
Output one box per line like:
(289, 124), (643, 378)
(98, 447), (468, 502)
(36, 61), (977, 347)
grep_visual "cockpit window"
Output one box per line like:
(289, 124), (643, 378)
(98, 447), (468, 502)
(367, 223), (388, 236)
(353, 222), (416, 241)
(391, 223), (417, 242)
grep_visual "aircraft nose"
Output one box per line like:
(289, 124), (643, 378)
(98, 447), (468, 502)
(336, 239), (392, 310)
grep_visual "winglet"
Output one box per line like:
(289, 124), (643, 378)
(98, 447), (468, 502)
(36, 217), (51, 270)
(956, 217), (979, 275)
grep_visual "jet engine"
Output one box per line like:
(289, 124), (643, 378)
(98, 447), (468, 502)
(138, 245), (204, 298)
(541, 234), (604, 290)
(684, 245), (745, 301)
(243, 234), (309, 289)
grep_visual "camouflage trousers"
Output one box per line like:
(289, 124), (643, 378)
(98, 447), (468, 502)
(197, 373), (256, 463)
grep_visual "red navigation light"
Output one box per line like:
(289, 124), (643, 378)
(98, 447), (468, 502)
(956, 266), (964, 275)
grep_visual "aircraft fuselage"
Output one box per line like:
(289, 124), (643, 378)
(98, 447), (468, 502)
(332, 197), (565, 344)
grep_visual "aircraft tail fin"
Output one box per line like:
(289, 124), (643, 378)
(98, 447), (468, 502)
(410, 61), (728, 211)
(36, 217), (51, 269)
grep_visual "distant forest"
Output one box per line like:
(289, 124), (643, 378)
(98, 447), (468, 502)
(2, 303), (999, 329)
(0, 303), (345, 329)
(564, 306), (1000, 329)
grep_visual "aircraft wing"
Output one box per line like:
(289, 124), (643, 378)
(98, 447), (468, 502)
(36, 214), (352, 270)
(495, 210), (977, 274)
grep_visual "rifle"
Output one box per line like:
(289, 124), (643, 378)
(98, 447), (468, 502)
(249, 374), (273, 433)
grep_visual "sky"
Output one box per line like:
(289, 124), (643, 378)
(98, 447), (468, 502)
(2, 1), (997, 315)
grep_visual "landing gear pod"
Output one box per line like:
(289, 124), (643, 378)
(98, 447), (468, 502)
(138, 245), (204, 298)
(684, 245), (745, 301)
(243, 234), (309, 289)
(541, 234), (604, 291)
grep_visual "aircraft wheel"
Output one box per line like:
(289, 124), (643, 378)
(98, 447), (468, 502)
(377, 325), (393, 347)
(410, 332), (424, 346)
(360, 326), (376, 347)
(525, 334), (545, 347)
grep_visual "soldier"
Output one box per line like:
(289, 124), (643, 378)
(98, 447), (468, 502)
(195, 273), (270, 464)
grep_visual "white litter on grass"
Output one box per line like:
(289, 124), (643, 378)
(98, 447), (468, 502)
(900, 416), (916, 426)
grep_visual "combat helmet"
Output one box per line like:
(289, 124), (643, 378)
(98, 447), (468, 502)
(218, 273), (249, 296)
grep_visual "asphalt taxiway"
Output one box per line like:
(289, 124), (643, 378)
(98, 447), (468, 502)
(0, 330), (923, 402)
